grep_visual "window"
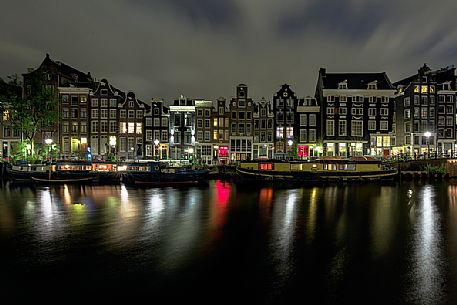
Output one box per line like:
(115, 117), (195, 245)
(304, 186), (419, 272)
(197, 109), (203, 117)
(128, 110), (135, 119)
(62, 108), (69, 118)
(120, 110), (126, 118)
(351, 121), (363, 137)
(338, 120), (347, 136)
(136, 110), (143, 118)
(91, 121), (99, 133)
(91, 109), (99, 119)
(421, 108), (428, 119)
(276, 127), (284, 139)
(340, 107), (347, 115)
(204, 131), (210, 141)
(62, 95), (69, 103)
(327, 107), (334, 115)
(421, 96), (428, 106)
(63, 122), (69, 133)
(299, 129), (307, 142)
(340, 96), (347, 103)
(161, 118), (168, 127)
(404, 109), (411, 119)
(380, 121), (388, 130)
(91, 98), (98, 107)
(81, 122), (87, 133)
(101, 109), (108, 119)
(161, 130), (168, 142)
(309, 130), (316, 142)
(205, 109), (210, 117)
(338, 82), (347, 89)
(154, 118), (160, 126)
(326, 120), (334, 136)
(404, 97), (410, 107)
(300, 114), (307, 126)
(136, 123), (142, 134)
(128, 122), (135, 133)
(109, 121), (117, 133)
(368, 108), (376, 117)
(405, 122), (411, 133)
(101, 89), (108, 95)
(110, 109), (117, 119)
(380, 108), (389, 116)
(309, 114), (316, 126)
(351, 108), (363, 115)
(446, 116), (453, 126)
(110, 99), (117, 107)
(205, 119), (210, 128)
(197, 131), (203, 142)
(101, 98), (108, 107)
(368, 120), (376, 130)
(100, 121), (108, 133)
(146, 118), (152, 126)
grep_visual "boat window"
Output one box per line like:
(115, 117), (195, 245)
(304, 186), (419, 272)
(324, 164), (337, 170)
(259, 163), (273, 170)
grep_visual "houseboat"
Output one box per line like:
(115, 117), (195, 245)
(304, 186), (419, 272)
(7, 160), (120, 184)
(31, 160), (97, 184)
(236, 156), (398, 183)
(121, 161), (210, 187)
(6, 162), (50, 183)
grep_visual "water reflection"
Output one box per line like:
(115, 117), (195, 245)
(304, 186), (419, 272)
(0, 181), (455, 304)
(270, 189), (300, 292)
(408, 185), (445, 305)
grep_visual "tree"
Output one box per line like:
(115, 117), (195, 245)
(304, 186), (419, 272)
(8, 71), (58, 156)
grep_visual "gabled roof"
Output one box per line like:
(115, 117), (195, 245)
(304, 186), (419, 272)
(319, 69), (394, 90)
(25, 53), (93, 88)
(93, 78), (125, 99)
(393, 64), (455, 87)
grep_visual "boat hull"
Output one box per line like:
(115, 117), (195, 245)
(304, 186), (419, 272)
(236, 166), (398, 184)
(122, 169), (209, 187)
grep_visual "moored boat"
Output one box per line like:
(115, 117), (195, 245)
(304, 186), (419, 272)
(121, 161), (210, 187)
(6, 162), (50, 183)
(236, 156), (398, 184)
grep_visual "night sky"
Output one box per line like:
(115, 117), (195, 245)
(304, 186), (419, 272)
(1, 0), (457, 102)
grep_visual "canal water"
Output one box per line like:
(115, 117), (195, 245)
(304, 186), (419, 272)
(1, 180), (457, 304)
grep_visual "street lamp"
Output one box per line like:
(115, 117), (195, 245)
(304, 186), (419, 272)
(45, 138), (53, 164)
(154, 139), (159, 161)
(288, 139), (293, 160)
(424, 131), (431, 158)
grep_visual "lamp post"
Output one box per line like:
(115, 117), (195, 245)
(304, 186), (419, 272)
(424, 131), (431, 159)
(109, 136), (116, 161)
(45, 139), (53, 163)
(288, 139), (293, 160)
(154, 139), (160, 161)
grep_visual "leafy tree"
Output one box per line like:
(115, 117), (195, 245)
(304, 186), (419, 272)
(7, 71), (58, 155)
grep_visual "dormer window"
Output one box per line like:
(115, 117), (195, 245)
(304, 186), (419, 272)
(101, 89), (108, 95)
(338, 81), (348, 89)
(367, 81), (377, 90)
(443, 82), (451, 90)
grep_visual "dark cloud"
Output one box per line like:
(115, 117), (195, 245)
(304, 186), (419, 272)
(1, 0), (457, 103)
